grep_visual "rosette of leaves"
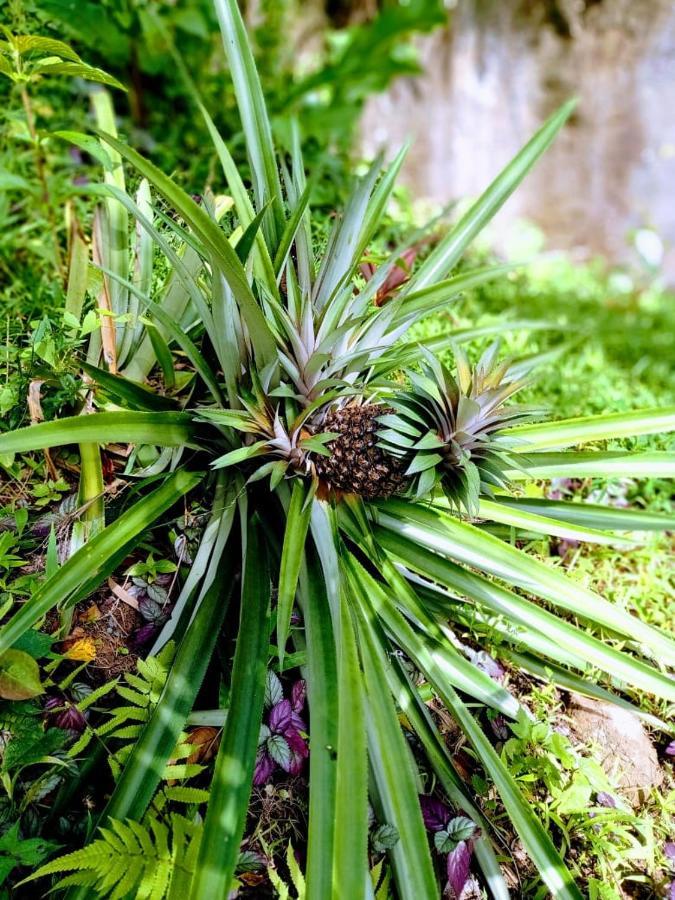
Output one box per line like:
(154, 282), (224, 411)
(2, 2), (675, 898)
(377, 343), (538, 513)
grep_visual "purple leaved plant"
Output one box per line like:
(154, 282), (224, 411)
(420, 795), (479, 899)
(44, 695), (87, 736)
(254, 672), (308, 785)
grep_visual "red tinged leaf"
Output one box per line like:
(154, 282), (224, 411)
(360, 246), (420, 306)
(291, 679), (306, 712)
(419, 794), (451, 832)
(253, 749), (276, 785)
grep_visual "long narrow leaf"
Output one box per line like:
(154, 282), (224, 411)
(506, 407), (675, 451)
(334, 594), (368, 896)
(489, 496), (675, 532)
(348, 571), (438, 900)
(376, 500), (675, 664)
(378, 528), (675, 702)
(190, 516), (270, 898)
(298, 550), (339, 900)
(407, 100), (576, 292)
(277, 480), (312, 667)
(507, 451), (675, 480)
(0, 412), (195, 455)
(97, 131), (277, 366)
(213, 0), (285, 247)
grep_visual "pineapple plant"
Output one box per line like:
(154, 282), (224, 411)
(3, 2), (675, 898)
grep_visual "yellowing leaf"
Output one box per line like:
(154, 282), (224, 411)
(0, 649), (44, 700)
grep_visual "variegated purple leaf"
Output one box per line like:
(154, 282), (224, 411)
(419, 795), (451, 832)
(489, 714), (509, 741)
(268, 698), (292, 733)
(596, 792), (617, 808)
(446, 840), (472, 899)
(267, 733), (292, 771)
(264, 670), (284, 709)
(253, 750), (276, 786)
(665, 842), (675, 861)
(669, 879), (675, 900)
(284, 727), (308, 758)
(290, 710), (307, 733)
(291, 679), (306, 712)
(665, 740), (675, 756)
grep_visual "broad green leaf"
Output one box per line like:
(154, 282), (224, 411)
(0, 411), (195, 456)
(506, 407), (675, 451)
(190, 516), (270, 899)
(407, 100), (576, 292)
(0, 472), (201, 656)
(0, 649), (44, 700)
(35, 61), (125, 90)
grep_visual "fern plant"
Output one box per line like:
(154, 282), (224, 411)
(1, 1), (674, 897)
(69, 644), (202, 783)
(22, 814), (202, 900)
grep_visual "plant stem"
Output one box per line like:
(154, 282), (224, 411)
(19, 85), (65, 282)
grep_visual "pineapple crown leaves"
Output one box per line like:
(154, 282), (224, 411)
(198, 384), (340, 485)
(377, 343), (540, 513)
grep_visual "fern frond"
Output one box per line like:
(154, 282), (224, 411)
(22, 814), (200, 900)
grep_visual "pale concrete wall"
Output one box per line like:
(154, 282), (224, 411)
(360, 0), (675, 278)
